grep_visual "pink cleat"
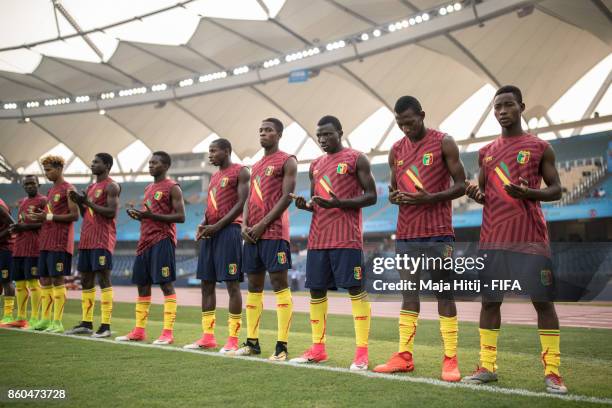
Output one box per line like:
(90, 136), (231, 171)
(115, 327), (146, 342)
(153, 329), (174, 345)
(350, 346), (369, 371)
(219, 336), (239, 354)
(290, 343), (328, 364)
(184, 333), (218, 350)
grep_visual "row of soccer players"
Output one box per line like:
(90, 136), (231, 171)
(0, 85), (567, 394)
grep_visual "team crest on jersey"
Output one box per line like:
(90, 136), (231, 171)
(517, 150), (530, 164)
(31, 267), (38, 276)
(228, 264), (237, 275)
(423, 153), (433, 166)
(220, 177), (229, 188)
(1, 269), (7, 279)
(95, 189), (103, 198)
(540, 269), (553, 286)
(277, 252), (287, 264)
(161, 266), (170, 278)
(154, 191), (163, 200)
(53, 193), (61, 202)
(336, 163), (348, 174)
(353, 266), (362, 280)
(99, 256), (106, 266)
(56, 262), (63, 272)
(265, 166), (275, 176)
(395, 159), (404, 167)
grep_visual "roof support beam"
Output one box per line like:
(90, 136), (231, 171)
(29, 119), (88, 164)
(572, 69), (612, 136)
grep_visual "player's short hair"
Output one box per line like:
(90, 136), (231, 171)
(23, 175), (39, 184)
(211, 138), (232, 153)
(262, 117), (284, 134)
(394, 96), (422, 115)
(40, 155), (65, 168)
(317, 115), (342, 131)
(95, 152), (114, 169)
(495, 85), (523, 104)
(152, 151), (172, 167)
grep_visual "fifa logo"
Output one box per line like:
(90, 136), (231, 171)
(336, 163), (348, 174)
(265, 166), (274, 176)
(423, 153), (433, 166)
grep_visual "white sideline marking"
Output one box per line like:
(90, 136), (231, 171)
(3, 328), (612, 405)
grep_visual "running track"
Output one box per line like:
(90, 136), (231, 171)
(67, 286), (612, 329)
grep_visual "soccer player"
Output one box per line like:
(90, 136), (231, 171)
(291, 115), (377, 371)
(66, 153), (120, 338)
(6, 176), (46, 328)
(462, 85), (567, 394)
(0, 198), (15, 326)
(373, 96), (467, 382)
(232, 118), (297, 360)
(28, 155), (79, 333)
(185, 139), (249, 352)
(116, 151), (185, 345)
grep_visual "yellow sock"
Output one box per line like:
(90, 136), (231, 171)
(202, 310), (216, 335)
(350, 291), (370, 347)
(539, 329), (561, 376)
(40, 286), (53, 320)
(2, 295), (14, 319)
(81, 288), (96, 323)
(15, 281), (29, 320)
(440, 315), (458, 358)
(100, 287), (113, 325)
(246, 291), (263, 339)
(399, 310), (419, 353)
(135, 296), (151, 329)
(27, 280), (41, 320)
(275, 288), (293, 343)
(310, 297), (328, 344)
(52, 285), (66, 321)
(163, 294), (177, 331)
(479, 328), (499, 372)
(228, 313), (242, 338)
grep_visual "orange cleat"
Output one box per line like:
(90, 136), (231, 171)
(6, 319), (29, 329)
(441, 355), (461, 382)
(373, 352), (414, 373)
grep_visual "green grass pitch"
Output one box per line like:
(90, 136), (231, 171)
(1, 298), (611, 407)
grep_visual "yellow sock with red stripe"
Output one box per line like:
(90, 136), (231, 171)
(27, 280), (41, 320)
(275, 288), (292, 343)
(310, 296), (328, 344)
(399, 310), (419, 353)
(228, 313), (242, 338)
(40, 286), (53, 320)
(2, 295), (14, 320)
(15, 281), (29, 320)
(350, 291), (370, 347)
(100, 287), (113, 325)
(81, 288), (96, 323)
(163, 294), (177, 331)
(52, 285), (66, 321)
(440, 315), (458, 358)
(246, 291), (263, 339)
(202, 310), (216, 335)
(479, 328), (499, 372)
(135, 296), (151, 329)
(539, 329), (561, 376)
